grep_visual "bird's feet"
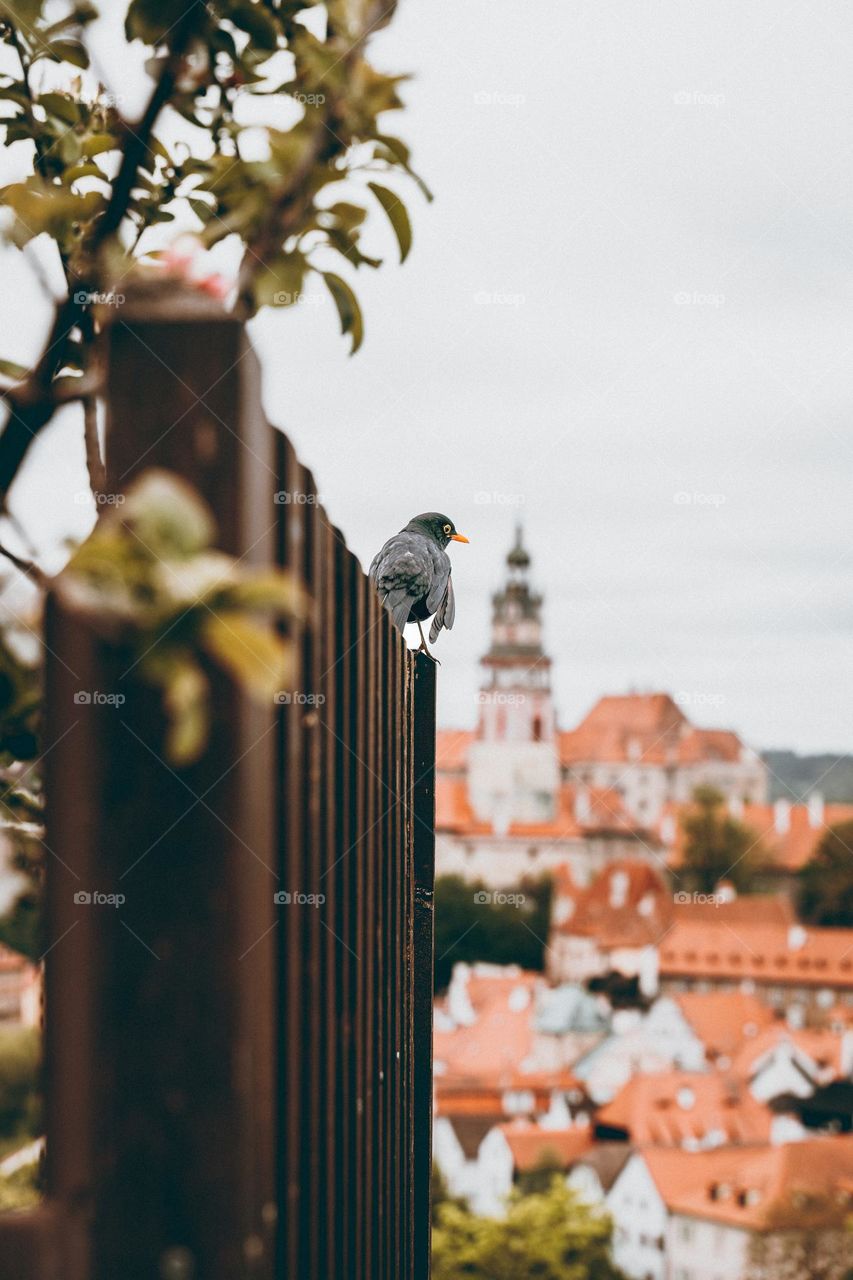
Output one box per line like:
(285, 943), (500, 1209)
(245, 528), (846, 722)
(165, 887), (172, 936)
(415, 640), (441, 665)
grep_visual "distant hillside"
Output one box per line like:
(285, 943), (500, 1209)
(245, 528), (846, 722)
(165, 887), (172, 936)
(762, 750), (853, 803)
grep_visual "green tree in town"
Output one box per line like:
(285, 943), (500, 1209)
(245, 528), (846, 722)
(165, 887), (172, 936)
(431, 1177), (625, 1280)
(680, 785), (763, 895)
(798, 820), (853, 927)
(434, 874), (553, 992)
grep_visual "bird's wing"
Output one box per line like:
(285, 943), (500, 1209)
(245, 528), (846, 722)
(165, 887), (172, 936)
(428, 557), (455, 643)
(369, 535), (432, 633)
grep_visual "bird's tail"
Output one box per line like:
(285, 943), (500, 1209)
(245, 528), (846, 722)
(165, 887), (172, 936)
(380, 588), (412, 634)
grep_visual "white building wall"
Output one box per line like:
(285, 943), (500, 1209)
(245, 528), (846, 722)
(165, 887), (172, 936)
(666, 1214), (750, 1280)
(606, 1154), (668, 1280)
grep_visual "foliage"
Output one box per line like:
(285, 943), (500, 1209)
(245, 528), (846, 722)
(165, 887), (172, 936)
(431, 1176), (624, 1280)
(431, 1162), (468, 1225)
(679, 785), (764, 894)
(0, 1026), (40, 1143)
(0, 1159), (40, 1211)
(434, 874), (553, 993)
(0, 0), (428, 407)
(58, 469), (307, 764)
(516, 1149), (569, 1198)
(798, 820), (853, 927)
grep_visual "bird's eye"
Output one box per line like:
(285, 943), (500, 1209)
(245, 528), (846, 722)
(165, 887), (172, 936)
(443, 523), (452, 535)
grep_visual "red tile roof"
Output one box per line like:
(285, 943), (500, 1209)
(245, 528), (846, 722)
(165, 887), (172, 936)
(498, 1121), (593, 1172)
(659, 920), (853, 989)
(436, 729), (475, 772)
(645, 1136), (853, 1230)
(662, 801), (853, 874)
(596, 1071), (773, 1146)
(435, 776), (645, 840)
(552, 859), (672, 948)
(730, 1023), (849, 1082)
(672, 991), (777, 1062)
(559, 693), (689, 766)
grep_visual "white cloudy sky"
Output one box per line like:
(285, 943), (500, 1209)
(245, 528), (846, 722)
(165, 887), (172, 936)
(2, 1), (853, 753)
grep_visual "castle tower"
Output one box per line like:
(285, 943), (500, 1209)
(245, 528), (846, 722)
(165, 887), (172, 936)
(468, 529), (559, 828)
(477, 527), (555, 745)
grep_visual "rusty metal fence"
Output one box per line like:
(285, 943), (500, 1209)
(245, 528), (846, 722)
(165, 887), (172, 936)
(0, 292), (435, 1280)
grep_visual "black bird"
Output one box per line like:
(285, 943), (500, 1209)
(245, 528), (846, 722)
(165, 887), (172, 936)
(369, 512), (469, 660)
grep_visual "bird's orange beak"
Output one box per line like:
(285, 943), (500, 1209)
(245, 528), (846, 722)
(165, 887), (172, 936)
(451, 533), (470, 543)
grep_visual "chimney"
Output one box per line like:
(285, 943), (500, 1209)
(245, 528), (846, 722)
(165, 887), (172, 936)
(807, 792), (824, 830)
(787, 925), (807, 952)
(774, 799), (791, 835)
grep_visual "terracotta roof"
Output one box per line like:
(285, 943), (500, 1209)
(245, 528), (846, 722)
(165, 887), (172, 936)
(447, 1115), (497, 1160)
(434, 968), (539, 1085)
(436, 729), (475, 772)
(644, 1136), (853, 1230)
(435, 776), (648, 841)
(552, 859), (672, 948)
(659, 920), (853, 989)
(498, 1121), (593, 1172)
(730, 1024), (848, 1083)
(435, 774), (583, 839)
(570, 1141), (633, 1191)
(559, 693), (689, 766)
(673, 992), (777, 1062)
(676, 728), (743, 765)
(673, 894), (795, 927)
(595, 1071), (773, 1146)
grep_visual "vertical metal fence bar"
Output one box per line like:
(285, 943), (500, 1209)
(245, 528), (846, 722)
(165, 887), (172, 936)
(0, 302), (437, 1280)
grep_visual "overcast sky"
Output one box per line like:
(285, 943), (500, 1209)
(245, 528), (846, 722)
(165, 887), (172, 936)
(2, 1), (853, 753)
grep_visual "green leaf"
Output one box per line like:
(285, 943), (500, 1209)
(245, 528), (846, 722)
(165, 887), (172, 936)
(0, 358), (30, 383)
(41, 40), (90, 69)
(81, 132), (118, 157)
(367, 181), (411, 263)
(38, 93), (81, 125)
(200, 614), (294, 702)
(253, 252), (306, 309)
(322, 271), (364, 355)
(229, 3), (279, 51)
